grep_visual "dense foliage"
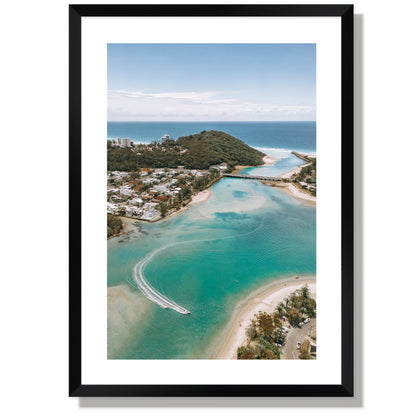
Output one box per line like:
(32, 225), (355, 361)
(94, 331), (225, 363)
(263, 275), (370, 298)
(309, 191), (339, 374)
(292, 156), (317, 196)
(107, 214), (123, 238)
(176, 130), (265, 170)
(296, 158), (316, 183)
(299, 338), (311, 360)
(237, 285), (316, 360)
(107, 130), (265, 171)
(107, 147), (141, 171)
(237, 311), (283, 360)
(275, 285), (316, 327)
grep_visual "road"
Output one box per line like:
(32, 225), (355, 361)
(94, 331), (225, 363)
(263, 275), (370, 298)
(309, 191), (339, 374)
(284, 318), (316, 359)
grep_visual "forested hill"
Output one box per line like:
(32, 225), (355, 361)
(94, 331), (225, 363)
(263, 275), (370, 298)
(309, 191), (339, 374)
(107, 130), (265, 171)
(176, 130), (265, 169)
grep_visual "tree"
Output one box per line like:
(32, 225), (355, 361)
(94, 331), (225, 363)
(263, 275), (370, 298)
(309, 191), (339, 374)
(300, 285), (311, 298)
(179, 186), (192, 200)
(299, 339), (311, 359)
(245, 321), (257, 341)
(273, 313), (283, 328)
(159, 202), (168, 217)
(237, 346), (256, 360)
(276, 303), (285, 316)
(263, 349), (277, 360)
(255, 312), (275, 337)
(107, 214), (123, 238)
(258, 336), (281, 359)
(286, 306), (303, 326)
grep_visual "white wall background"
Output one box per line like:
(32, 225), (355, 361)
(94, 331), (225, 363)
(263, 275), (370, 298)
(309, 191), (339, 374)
(1, 0), (415, 415)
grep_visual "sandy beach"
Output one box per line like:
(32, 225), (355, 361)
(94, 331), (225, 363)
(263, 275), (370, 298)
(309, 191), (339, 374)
(121, 216), (142, 230)
(279, 161), (312, 180)
(232, 154), (279, 174)
(266, 182), (316, 204)
(189, 188), (212, 205)
(107, 216), (138, 240)
(232, 165), (250, 174)
(113, 180), (218, 228)
(262, 155), (280, 165)
(214, 276), (316, 359)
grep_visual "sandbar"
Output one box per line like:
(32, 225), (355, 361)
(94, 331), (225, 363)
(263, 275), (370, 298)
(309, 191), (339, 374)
(107, 284), (152, 359)
(232, 154), (280, 174)
(262, 155), (280, 166)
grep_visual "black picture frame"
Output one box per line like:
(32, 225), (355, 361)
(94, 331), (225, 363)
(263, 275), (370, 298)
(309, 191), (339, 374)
(69, 4), (353, 397)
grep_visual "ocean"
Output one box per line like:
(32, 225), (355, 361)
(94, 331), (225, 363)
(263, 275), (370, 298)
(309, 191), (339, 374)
(107, 121), (316, 359)
(108, 121), (315, 153)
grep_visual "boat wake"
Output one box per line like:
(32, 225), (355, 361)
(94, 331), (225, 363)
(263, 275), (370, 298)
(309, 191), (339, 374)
(132, 246), (190, 314)
(132, 218), (265, 315)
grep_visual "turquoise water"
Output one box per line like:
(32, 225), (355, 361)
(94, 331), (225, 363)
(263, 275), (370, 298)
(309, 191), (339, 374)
(107, 121), (316, 359)
(108, 171), (315, 359)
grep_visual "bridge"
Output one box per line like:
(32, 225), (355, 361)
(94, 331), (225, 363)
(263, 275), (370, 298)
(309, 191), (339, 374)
(222, 173), (282, 182)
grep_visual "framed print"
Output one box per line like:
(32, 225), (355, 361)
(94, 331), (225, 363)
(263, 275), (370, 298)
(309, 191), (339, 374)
(69, 4), (353, 397)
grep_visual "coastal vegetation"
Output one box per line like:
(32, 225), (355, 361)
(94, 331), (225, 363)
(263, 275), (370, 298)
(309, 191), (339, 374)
(237, 311), (283, 359)
(291, 154), (316, 196)
(176, 130), (265, 170)
(299, 338), (311, 360)
(107, 147), (140, 171)
(236, 285), (316, 360)
(107, 130), (266, 221)
(297, 157), (316, 181)
(275, 284), (316, 327)
(107, 166), (221, 221)
(107, 130), (265, 171)
(107, 213), (123, 238)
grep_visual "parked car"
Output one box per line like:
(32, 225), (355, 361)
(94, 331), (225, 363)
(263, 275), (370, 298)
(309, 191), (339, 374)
(304, 318), (310, 324)
(298, 322), (304, 328)
(296, 341), (301, 349)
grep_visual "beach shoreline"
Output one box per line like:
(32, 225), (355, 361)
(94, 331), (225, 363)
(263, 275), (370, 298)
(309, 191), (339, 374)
(110, 150), (314, 238)
(232, 154), (279, 174)
(279, 161), (311, 180)
(264, 181), (316, 204)
(189, 188), (212, 205)
(214, 276), (316, 359)
(263, 155), (280, 166)
(111, 178), (220, 232)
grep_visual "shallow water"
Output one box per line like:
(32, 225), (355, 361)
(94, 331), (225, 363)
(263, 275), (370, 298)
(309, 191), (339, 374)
(108, 166), (315, 359)
(107, 121), (316, 359)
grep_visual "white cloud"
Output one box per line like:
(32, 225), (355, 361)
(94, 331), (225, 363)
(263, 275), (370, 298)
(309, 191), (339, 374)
(108, 90), (315, 121)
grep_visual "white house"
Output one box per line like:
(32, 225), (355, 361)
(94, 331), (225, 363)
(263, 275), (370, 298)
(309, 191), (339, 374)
(119, 188), (133, 197)
(153, 184), (168, 193)
(130, 198), (143, 205)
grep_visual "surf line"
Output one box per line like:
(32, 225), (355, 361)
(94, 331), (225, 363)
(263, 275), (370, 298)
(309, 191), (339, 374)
(132, 218), (265, 315)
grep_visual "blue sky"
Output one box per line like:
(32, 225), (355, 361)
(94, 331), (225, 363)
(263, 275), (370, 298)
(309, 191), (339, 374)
(108, 44), (315, 121)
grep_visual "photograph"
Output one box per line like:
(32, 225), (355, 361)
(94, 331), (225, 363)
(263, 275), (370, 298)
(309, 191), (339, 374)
(4, 0), (416, 411)
(106, 43), (317, 361)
